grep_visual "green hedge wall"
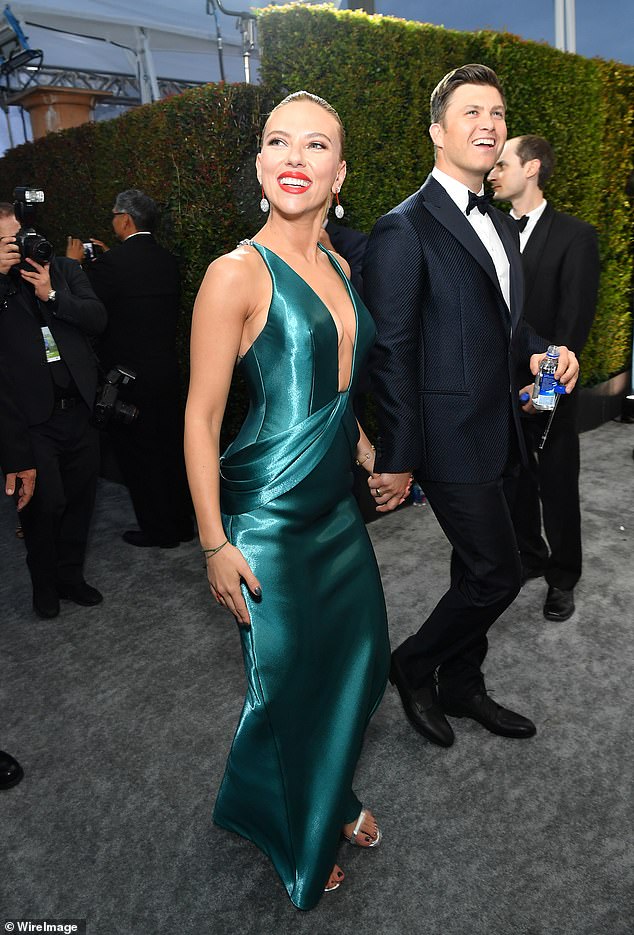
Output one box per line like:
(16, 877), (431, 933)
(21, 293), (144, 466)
(0, 84), (269, 439)
(259, 5), (634, 383)
(0, 5), (632, 444)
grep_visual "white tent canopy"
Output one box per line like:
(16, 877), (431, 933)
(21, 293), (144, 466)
(1, 0), (270, 153)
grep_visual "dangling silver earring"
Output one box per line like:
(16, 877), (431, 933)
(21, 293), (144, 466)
(260, 186), (269, 213)
(334, 190), (344, 219)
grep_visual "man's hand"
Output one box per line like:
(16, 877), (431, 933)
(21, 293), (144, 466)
(529, 346), (579, 394)
(89, 238), (109, 253)
(519, 383), (537, 414)
(5, 468), (36, 510)
(19, 257), (52, 301)
(368, 471), (412, 513)
(0, 235), (20, 276)
(66, 237), (85, 261)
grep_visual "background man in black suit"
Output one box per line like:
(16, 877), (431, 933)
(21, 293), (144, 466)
(363, 65), (580, 749)
(488, 135), (600, 622)
(0, 360), (36, 787)
(321, 219), (368, 296)
(0, 202), (106, 619)
(69, 190), (193, 549)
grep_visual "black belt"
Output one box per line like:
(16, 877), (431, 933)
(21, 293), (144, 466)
(54, 396), (80, 411)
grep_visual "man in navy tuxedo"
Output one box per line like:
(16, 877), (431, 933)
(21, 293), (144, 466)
(488, 135), (599, 623)
(363, 65), (580, 748)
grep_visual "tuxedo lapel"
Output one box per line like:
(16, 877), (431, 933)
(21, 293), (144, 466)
(489, 207), (524, 330)
(421, 176), (518, 322)
(522, 204), (554, 304)
(421, 176), (502, 292)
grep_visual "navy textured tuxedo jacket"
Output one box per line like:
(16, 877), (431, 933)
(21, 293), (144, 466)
(364, 173), (546, 484)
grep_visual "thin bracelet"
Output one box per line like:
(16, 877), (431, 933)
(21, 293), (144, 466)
(355, 444), (375, 466)
(201, 540), (228, 558)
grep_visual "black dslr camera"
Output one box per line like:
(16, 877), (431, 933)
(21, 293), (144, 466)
(13, 187), (55, 269)
(94, 365), (140, 427)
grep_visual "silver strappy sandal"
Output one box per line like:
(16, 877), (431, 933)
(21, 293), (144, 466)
(342, 808), (382, 848)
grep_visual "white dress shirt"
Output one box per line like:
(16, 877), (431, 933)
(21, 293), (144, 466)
(432, 166), (511, 310)
(511, 199), (547, 253)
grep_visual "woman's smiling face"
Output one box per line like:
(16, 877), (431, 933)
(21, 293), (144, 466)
(257, 100), (346, 217)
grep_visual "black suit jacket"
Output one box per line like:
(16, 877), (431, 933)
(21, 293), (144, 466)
(515, 203), (599, 390)
(325, 221), (368, 296)
(364, 173), (546, 484)
(0, 257), (106, 426)
(86, 234), (181, 402)
(0, 353), (32, 474)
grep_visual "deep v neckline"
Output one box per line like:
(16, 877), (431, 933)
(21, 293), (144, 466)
(249, 240), (358, 394)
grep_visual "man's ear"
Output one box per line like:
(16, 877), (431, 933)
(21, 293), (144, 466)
(524, 158), (541, 181)
(429, 123), (442, 148)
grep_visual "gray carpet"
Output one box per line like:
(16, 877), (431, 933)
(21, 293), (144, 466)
(1, 420), (633, 935)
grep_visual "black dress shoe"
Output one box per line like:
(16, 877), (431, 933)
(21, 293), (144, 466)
(33, 585), (60, 619)
(543, 586), (575, 621)
(57, 580), (103, 606)
(389, 657), (454, 747)
(122, 530), (180, 549)
(0, 750), (24, 789)
(439, 689), (536, 739)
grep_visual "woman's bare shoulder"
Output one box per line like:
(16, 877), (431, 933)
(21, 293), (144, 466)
(203, 242), (264, 286)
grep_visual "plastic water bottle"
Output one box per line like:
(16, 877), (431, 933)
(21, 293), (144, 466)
(532, 345), (561, 410)
(411, 481), (426, 506)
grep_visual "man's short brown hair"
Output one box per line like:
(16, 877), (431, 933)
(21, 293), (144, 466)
(515, 135), (556, 190)
(0, 202), (15, 219)
(430, 63), (505, 125)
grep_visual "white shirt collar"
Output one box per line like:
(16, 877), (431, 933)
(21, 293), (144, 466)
(510, 199), (547, 224)
(511, 199), (547, 250)
(432, 166), (484, 213)
(124, 231), (152, 241)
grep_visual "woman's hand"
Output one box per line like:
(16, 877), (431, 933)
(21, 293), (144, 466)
(205, 542), (262, 626)
(368, 471), (413, 512)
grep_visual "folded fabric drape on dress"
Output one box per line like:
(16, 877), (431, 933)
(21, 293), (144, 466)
(220, 390), (350, 515)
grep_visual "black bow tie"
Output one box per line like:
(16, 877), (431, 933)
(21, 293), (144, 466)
(514, 215), (529, 232)
(466, 190), (494, 216)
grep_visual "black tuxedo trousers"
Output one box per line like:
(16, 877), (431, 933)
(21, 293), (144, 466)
(20, 402), (99, 588)
(513, 397), (581, 590)
(108, 388), (192, 544)
(395, 460), (522, 697)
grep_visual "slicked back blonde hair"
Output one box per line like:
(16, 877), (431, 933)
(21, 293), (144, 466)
(262, 91), (345, 158)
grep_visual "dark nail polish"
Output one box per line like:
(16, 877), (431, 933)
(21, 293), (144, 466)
(254, 586), (262, 597)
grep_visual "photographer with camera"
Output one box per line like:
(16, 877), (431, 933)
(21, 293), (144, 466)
(67, 189), (193, 549)
(0, 194), (107, 619)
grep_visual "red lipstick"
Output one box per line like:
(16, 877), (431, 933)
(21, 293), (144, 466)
(277, 171), (312, 194)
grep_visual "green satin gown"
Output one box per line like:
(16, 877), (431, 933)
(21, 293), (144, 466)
(214, 241), (390, 910)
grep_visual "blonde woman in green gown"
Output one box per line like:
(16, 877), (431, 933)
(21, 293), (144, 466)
(185, 92), (395, 910)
